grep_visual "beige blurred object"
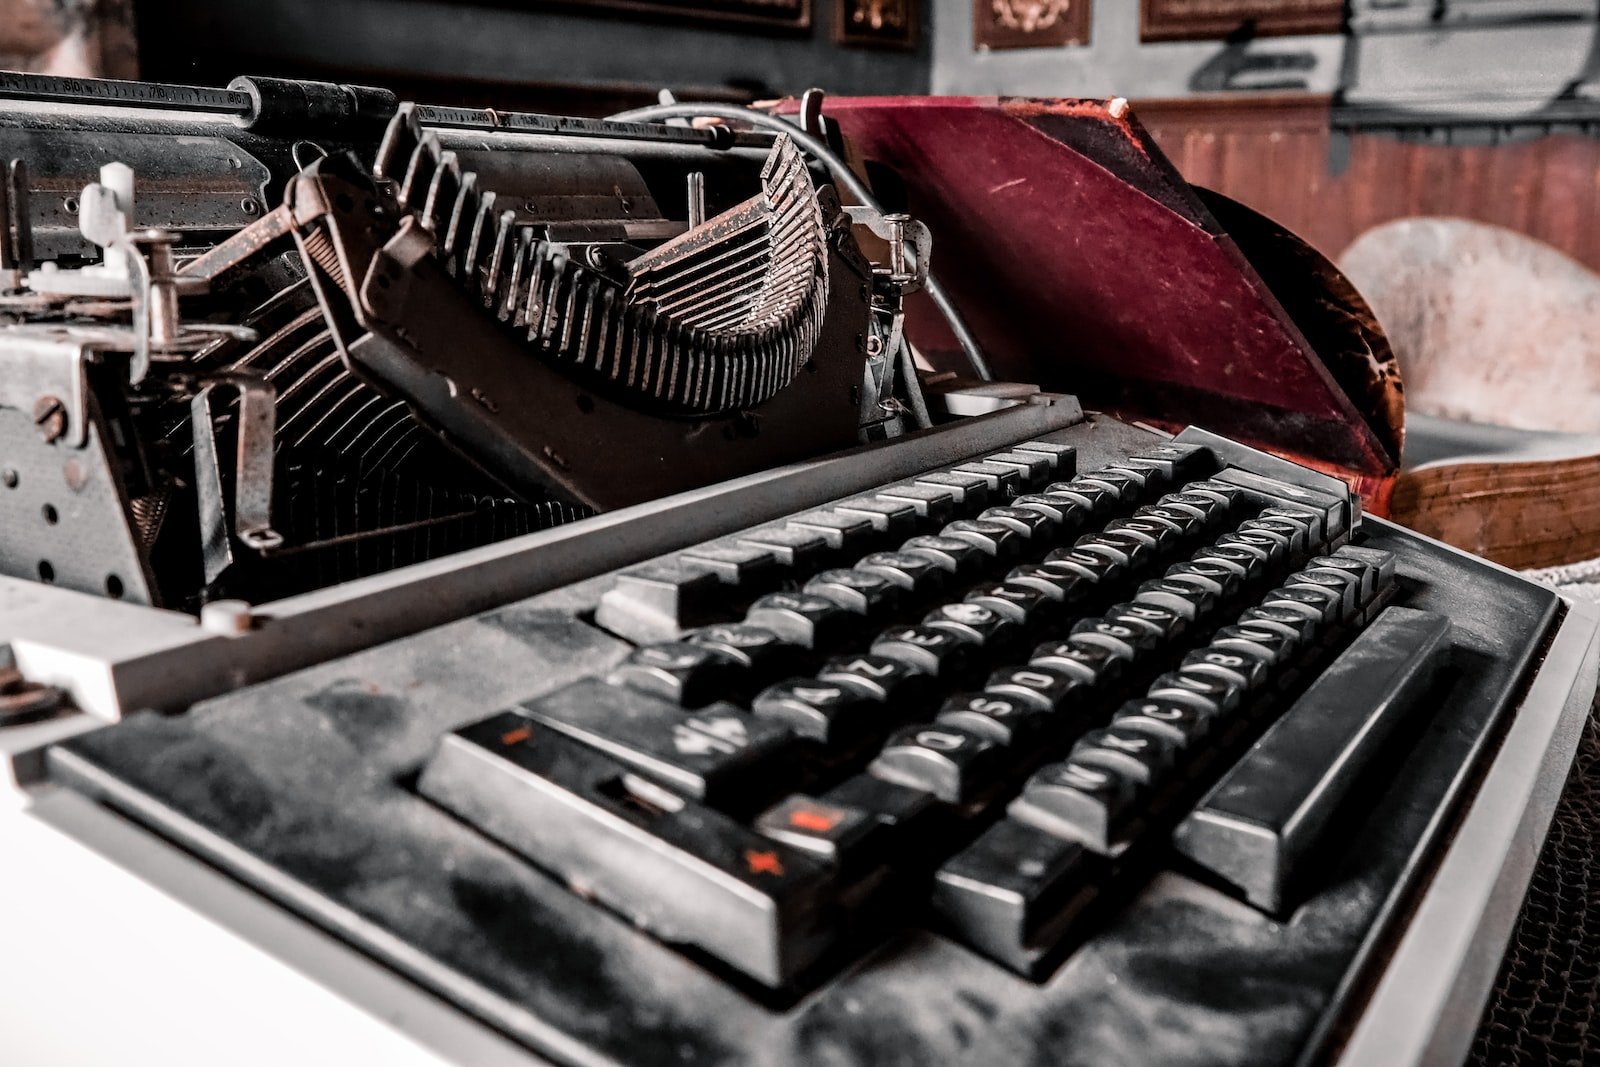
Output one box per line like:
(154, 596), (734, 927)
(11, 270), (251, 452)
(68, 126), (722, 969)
(0, 0), (137, 79)
(1340, 218), (1600, 569)
(1341, 217), (1600, 433)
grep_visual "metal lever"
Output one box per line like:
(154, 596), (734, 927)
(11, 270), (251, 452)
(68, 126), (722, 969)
(843, 205), (931, 293)
(0, 158), (31, 288)
(190, 374), (284, 585)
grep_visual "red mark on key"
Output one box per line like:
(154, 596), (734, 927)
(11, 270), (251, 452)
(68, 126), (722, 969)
(745, 849), (785, 877)
(500, 724), (533, 746)
(788, 807), (841, 833)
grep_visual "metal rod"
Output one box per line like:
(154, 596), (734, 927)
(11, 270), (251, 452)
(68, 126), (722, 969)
(686, 172), (706, 230)
(897, 337), (933, 430)
(0, 72), (250, 115)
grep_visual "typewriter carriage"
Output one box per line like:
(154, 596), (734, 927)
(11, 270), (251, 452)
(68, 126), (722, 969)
(0, 83), (1403, 613)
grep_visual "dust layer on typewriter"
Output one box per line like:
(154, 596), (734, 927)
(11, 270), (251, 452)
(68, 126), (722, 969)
(0, 90), (925, 611)
(50, 420), (1561, 1067)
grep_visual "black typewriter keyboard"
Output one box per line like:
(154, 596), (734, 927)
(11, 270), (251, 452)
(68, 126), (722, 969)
(417, 440), (1449, 989)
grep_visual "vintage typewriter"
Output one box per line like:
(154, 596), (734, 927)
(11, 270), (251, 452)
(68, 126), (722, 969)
(1, 75), (1596, 1067)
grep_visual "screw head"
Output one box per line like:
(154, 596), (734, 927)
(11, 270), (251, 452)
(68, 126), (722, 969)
(32, 395), (66, 443)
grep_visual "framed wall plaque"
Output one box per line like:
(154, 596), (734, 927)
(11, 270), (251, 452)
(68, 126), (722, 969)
(545, 0), (811, 32)
(836, 0), (917, 49)
(1140, 0), (1343, 42)
(974, 0), (1089, 50)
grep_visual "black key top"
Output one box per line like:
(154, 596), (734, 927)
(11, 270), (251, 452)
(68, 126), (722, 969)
(1164, 559), (1243, 602)
(1104, 517), (1179, 556)
(1180, 647), (1267, 691)
(823, 772), (939, 838)
(418, 716), (836, 987)
(953, 460), (1022, 497)
(923, 602), (1017, 652)
(738, 526), (830, 570)
(855, 551), (948, 600)
(985, 664), (1089, 714)
(980, 505), (1056, 539)
(902, 534), (985, 580)
(1173, 607), (1452, 914)
(943, 518), (1023, 560)
(804, 568), (900, 617)
(965, 581), (1054, 626)
(1030, 638), (1127, 691)
(747, 592), (853, 649)
(1239, 516), (1309, 561)
(1112, 696), (1214, 751)
(1103, 601), (1188, 646)
(869, 723), (1002, 803)
(817, 654), (934, 715)
(1133, 578), (1217, 623)
(789, 510), (876, 555)
(1336, 545), (1397, 592)
(1192, 544), (1268, 587)
(937, 691), (1046, 747)
(871, 625), (974, 681)
(679, 543), (784, 591)
(608, 641), (743, 706)
(985, 450), (1054, 489)
(1046, 479), (1121, 518)
(1209, 623), (1298, 668)
(1131, 504), (1201, 542)
(753, 678), (880, 745)
(876, 482), (958, 525)
(1012, 440), (1077, 472)
(916, 470), (991, 512)
(1161, 491), (1231, 530)
(1259, 584), (1339, 630)
(1128, 442), (1211, 480)
(756, 794), (883, 868)
(833, 497), (919, 541)
(1216, 529), (1290, 573)
(1081, 467), (1148, 500)
(1308, 553), (1379, 604)
(1233, 519), (1299, 560)
(1239, 603), (1321, 647)
(596, 562), (728, 643)
(1182, 478), (1250, 510)
(1071, 725), (1178, 789)
(1069, 616), (1160, 662)
(1009, 757), (1140, 852)
(1046, 543), (1127, 587)
(1006, 562), (1094, 606)
(687, 623), (798, 683)
(521, 680), (795, 804)
(1259, 506), (1325, 552)
(1114, 459), (1174, 494)
(1085, 529), (1159, 574)
(932, 818), (1099, 974)
(1285, 567), (1361, 621)
(1011, 493), (1093, 533)
(1213, 468), (1350, 544)
(1148, 668), (1244, 718)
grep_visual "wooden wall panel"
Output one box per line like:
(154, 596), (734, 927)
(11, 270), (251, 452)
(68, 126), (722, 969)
(1133, 94), (1600, 275)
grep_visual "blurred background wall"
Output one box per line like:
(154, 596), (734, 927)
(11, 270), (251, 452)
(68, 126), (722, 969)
(935, 1), (1600, 276)
(132, 0), (932, 112)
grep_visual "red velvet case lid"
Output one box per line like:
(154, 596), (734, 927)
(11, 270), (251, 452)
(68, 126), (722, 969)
(797, 96), (1399, 479)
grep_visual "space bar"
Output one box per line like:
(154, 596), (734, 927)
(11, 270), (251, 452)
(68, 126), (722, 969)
(1172, 605), (1452, 914)
(417, 710), (840, 987)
